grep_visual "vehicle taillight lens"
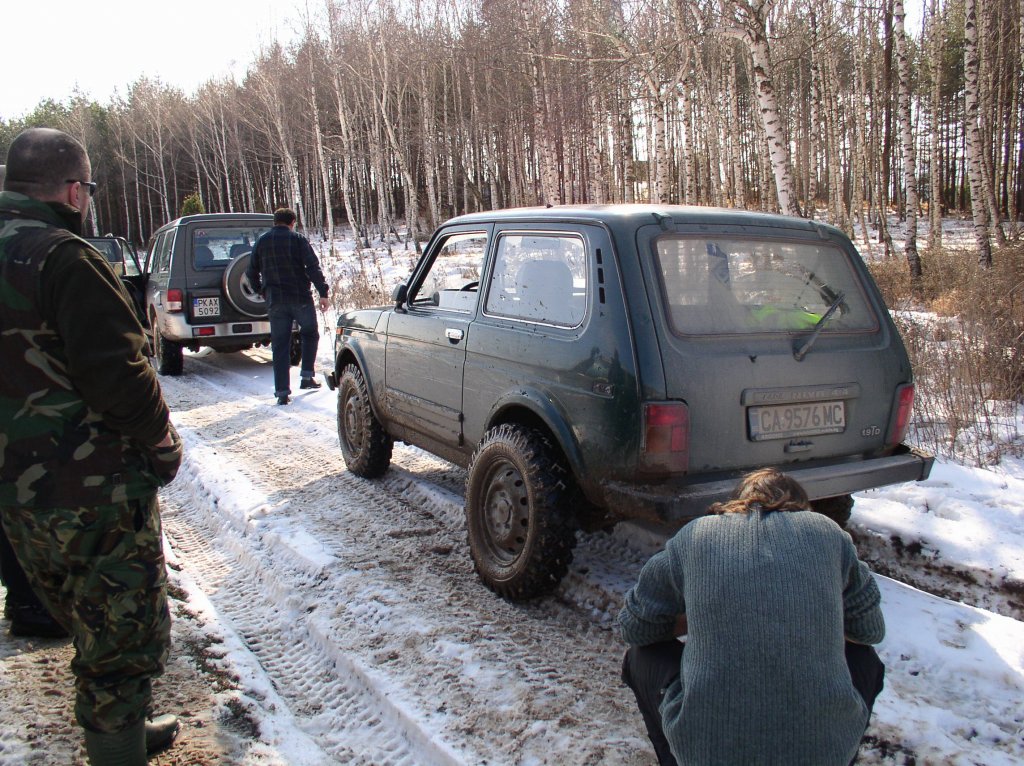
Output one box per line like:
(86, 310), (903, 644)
(886, 384), (915, 447)
(641, 402), (689, 473)
(166, 288), (183, 313)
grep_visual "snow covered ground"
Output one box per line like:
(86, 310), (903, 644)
(1, 226), (1022, 765)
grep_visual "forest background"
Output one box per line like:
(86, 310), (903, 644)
(2, 0), (1022, 463)
(0, 0), (1020, 264)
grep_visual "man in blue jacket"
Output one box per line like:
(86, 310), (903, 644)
(246, 207), (330, 405)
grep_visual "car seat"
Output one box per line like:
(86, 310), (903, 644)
(515, 259), (576, 325)
(194, 245), (215, 269)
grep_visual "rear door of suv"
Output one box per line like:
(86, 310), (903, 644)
(463, 221), (641, 476)
(637, 218), (911, 477)
(144, 228), (175, 332)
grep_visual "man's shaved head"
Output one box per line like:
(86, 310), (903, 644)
(4, 128), (90, 198)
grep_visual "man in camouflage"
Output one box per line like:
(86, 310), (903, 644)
(0, 128), (182, 764)
(0, 161), (68, 639)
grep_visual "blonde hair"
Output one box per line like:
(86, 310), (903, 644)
(709, 468), (811, 515)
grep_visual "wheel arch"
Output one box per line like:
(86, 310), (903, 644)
(483, 389), (590, 500)
(334, 342), (388, 424)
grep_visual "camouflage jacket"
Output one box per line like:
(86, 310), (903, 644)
(0, 192), (181, 508)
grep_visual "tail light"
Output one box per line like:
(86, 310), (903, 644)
(641, 402), (689, 473)
(885, 384), (915, 447)
(165, 288), (183, 313)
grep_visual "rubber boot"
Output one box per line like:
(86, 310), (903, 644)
(146, 714), (180, 754)
(83, 718), (146, 765)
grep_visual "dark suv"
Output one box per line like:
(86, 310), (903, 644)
(327, 205), (933, 600)
(142, 213), (297, 374)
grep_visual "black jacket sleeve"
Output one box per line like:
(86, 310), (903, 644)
(41, 242), (170, 446)
(301, 238), (329, 298)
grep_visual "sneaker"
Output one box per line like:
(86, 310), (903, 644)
(8, 602), (69, 639)
(299, 378), (321, 390)
(276, 395), (290, 406)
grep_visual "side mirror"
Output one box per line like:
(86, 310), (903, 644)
(392, 283), (408, 312)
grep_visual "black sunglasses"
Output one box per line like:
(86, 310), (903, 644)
(67, 179), (98, 196)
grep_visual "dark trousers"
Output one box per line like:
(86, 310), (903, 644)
(0, 517), (45, 610)
(621, 640), (886, 766)
(268, 301), (319, 396)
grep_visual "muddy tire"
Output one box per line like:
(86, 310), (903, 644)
(152, 321), (184, 376)
(465, 424), (578, 601)
(289, 333), (302, 366)
(337, 364), (393, 477)
(812, 494), (854, 528)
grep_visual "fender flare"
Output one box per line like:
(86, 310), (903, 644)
(484, 386), (588, 492)
(333, 338), (388, 423)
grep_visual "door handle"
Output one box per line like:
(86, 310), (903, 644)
(445, 328), (464, 342)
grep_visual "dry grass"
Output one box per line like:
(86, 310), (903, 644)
(868, 244), (1024, 464)
(327, 247), (406, 311)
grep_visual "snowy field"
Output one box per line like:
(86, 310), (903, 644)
(1, 221), (1022, 765)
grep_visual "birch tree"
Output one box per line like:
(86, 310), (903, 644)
(722, 0), (800, 216)
(893, 0), (922, 281)
(963, 0), (993, 266)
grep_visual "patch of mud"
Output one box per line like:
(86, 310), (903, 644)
(850, 528), (1024, 621)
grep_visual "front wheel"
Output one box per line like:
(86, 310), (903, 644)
(465, 424), (578, 601)
(337, 364), (392, 477)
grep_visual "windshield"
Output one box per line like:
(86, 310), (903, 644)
(192, 226), (270, 270)
(653, 236), (878, 336)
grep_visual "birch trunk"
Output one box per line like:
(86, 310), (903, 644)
(927, 0), (943, 249)
(894, 0), (923, 281)
(963, 0), (994, 266)
(725, 0), (800, 217)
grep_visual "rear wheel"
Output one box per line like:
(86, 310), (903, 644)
(151, 319), (183, 376)
(337, 364), (392, 477)
(465, 424), (578, 601)
(811, 494), (854, 528)
(289, 333), (302, 366)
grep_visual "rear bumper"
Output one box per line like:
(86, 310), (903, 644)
(600, 445), (934, 527)
(160, 313), (272, 341)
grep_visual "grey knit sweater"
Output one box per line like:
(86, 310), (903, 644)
(618, 510), (885, 766)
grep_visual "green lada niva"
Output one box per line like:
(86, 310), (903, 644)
(327, 205), (933, 600)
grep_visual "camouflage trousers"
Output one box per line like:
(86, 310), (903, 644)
(0, 494), (171, 733)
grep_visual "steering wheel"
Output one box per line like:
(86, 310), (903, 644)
(460, 281), (479, 292)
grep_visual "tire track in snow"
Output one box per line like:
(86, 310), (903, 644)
(157, 372), (654, 765)
(161, 459), (469, 766)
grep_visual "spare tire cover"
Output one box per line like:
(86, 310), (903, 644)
(223, 251), (267, 318)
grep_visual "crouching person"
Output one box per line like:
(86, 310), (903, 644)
(0, 128), (183, 763)
(618, 468), (886, 766)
